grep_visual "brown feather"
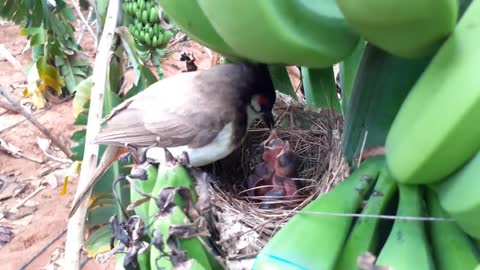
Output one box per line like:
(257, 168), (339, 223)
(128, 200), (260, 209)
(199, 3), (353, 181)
(94, 63), (272, 149)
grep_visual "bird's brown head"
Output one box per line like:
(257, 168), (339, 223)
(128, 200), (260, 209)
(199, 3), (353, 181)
(241, 63), (277, 129)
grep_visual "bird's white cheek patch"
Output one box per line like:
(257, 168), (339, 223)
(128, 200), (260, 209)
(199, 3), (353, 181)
(145, 122), (236, 167)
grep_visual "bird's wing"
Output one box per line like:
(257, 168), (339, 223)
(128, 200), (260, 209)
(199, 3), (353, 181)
(93, 71), (236, 148)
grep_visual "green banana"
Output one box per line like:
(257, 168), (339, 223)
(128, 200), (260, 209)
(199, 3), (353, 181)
(425, 190), (480, 270)
(197, 0), (360, 67)
(157, 32), (165, 46)
(375, 185), (435, 270)
(163, 30), (174, 44)
(253, 157), (384, 270)
(336, 0), (457, 58)
(430, 151), (480, 239)
(145, 32), (152, 46)
(133, 3), (139, 16)
(149, 6), (158, 23)
(146, 1), (152, 13)
(335, 167), (398, 270)
(129, 164), (158, 224)
(385, 0), (480, 184)
(141, 10), (148, 23)
(152, 35), (158, 48)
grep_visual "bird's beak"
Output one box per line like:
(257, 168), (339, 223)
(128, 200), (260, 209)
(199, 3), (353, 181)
(262, 111), (275, 130)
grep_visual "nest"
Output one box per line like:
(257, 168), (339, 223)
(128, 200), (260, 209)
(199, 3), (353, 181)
(206, 92), (350, 267)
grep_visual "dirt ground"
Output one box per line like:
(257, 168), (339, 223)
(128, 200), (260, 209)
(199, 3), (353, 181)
(0, 17), (217, 270)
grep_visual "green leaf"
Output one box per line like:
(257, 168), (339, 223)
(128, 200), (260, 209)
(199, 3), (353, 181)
(84, 225), (113, 258)
(340, 39), (365, 112)
(301, 66), (341, 113)
(341, 44), (432, 166)
(95, 0), (109, 37)
(57, 54), (93, 94)
(117, 26), (144, 71)
(268, 65), (297, 99)
(74, 111), (88, 126)
(0, 0), (26, 23)
(108, 53), (124, 96)
(28, 27), (46, 47)
(70, 129), (86, 161)
(124, 65), (158, 99)
(72, 76), (93, 117)
(86, 199), (117, 228)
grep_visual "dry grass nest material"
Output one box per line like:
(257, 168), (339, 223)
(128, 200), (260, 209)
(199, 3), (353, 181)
(208, 92), (351, 262)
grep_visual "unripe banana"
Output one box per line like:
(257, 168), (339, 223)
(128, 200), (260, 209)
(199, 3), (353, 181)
(157, 32), (165, 45)
(336, 0), (457, 59)
(141, 10), (148, 23)
(430, 151), (480, 239)
(152, 35), (158, 47)
(133, 3), (139, 16)
(375, 185), (435, 270)
(145, 32), (152, 46)
(163, 30), (174, 44)
(146, 1), (152, 12)
(149, 6), (158, 23)
(138, 0), (145, 10)
(253, 157), (384, 270)
(335, 167), (398, 270)
(425, 190), (480, 270)
(385, 0), (480, 184)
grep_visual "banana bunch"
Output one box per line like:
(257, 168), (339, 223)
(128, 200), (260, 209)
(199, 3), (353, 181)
(116, 156), (223, 270)
(253, 158), (480, 269)
(122, 0), (174, 49)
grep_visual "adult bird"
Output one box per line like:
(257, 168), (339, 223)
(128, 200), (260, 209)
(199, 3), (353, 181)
(69, 61), (277, 217)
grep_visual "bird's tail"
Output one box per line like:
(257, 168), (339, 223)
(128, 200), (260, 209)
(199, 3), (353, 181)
(68, 145), (122, 218)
